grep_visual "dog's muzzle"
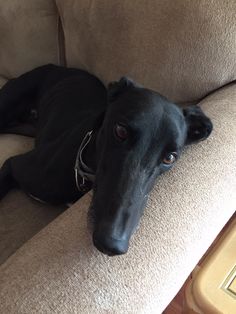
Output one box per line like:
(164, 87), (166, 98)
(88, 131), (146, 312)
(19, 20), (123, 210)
(93, 230), (129, 256)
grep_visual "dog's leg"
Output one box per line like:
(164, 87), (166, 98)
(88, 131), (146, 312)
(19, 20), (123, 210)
(0, 159), (17, 200)
(0, 148), (49, 201)
(0, 149), (37, 200)
(0, 64), (56, 131)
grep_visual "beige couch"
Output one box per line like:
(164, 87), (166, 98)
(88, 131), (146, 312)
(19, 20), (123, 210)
(0, 1), (236, 313)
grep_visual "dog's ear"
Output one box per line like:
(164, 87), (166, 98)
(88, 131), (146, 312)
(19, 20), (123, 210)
(183, 105), (213, 145)
(108, 77), (135, 102)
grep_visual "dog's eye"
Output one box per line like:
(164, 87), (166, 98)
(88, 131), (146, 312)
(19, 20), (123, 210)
(162, 152), (177, 165)
(114, 124), (128, 141)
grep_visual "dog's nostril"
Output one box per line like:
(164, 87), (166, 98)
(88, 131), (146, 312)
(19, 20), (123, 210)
(93, 235), (128, 256)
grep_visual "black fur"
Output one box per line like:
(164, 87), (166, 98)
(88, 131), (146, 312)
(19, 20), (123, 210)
(0, 65), (213, 255)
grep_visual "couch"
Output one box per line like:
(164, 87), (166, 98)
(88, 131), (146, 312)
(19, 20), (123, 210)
(0, 0), (235, 313)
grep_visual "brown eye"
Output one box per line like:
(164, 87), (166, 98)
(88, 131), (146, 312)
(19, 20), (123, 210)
(114, 124), (128, 141)
(163, 152), (177, 165)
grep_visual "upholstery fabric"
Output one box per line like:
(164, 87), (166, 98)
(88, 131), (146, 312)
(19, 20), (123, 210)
(0, 77), (7, 89)
(56, 0), (236, 103)
(0, 85), (235, 313)
(0, 135), (65, 265)
(0, 0), (59, 78)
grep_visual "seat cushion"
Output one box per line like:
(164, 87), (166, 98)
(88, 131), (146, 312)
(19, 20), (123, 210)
(0, 134), (65, 265)
(0, 84), (235, 313)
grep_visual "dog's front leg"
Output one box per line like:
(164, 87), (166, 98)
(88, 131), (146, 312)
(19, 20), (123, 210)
(0, 159), (16, 200)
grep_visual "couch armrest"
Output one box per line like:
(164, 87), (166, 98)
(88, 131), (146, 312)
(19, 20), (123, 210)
(0, 84), (236, 314)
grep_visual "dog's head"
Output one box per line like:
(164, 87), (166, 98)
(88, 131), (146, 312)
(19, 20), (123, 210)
(92, 77), (213, 256)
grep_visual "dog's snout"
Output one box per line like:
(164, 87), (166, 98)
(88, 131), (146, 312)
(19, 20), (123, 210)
(93, 232), (128, 256)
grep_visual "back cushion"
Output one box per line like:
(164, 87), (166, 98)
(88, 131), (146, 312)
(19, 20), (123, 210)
(56, 0), (236, 103)
(0, 0), (59, 79)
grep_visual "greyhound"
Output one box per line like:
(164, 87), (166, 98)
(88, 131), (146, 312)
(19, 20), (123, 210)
(0, 64), (213, 255)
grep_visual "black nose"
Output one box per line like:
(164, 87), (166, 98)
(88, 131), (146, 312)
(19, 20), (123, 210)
(93, 233), (128, 256)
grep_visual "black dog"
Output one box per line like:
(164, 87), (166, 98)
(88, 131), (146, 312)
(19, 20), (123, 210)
(0, 65), (213, 255)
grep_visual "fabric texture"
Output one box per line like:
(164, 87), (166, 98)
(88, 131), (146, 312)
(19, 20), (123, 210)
(0, 135), (65, 265)
(56, 0), (236, 103)
(0, 77), (7, 89)
(0, 85), (235, 313)
(0, 0), (59, 78)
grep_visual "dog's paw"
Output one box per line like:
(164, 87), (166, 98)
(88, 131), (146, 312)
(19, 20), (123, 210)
(0, 161), (14, 200)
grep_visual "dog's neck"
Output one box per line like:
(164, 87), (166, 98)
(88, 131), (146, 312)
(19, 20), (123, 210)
(75, 112), (105, 192)
(81, 112), (105, 173)
(74, 129), (98, 193)
(82, 130), (98, 173)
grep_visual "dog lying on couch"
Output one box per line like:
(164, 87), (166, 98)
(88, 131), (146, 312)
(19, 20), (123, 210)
(0, 64), (213, 255)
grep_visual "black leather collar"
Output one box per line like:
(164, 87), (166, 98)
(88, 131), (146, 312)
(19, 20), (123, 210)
(74, 130), (95, 193)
